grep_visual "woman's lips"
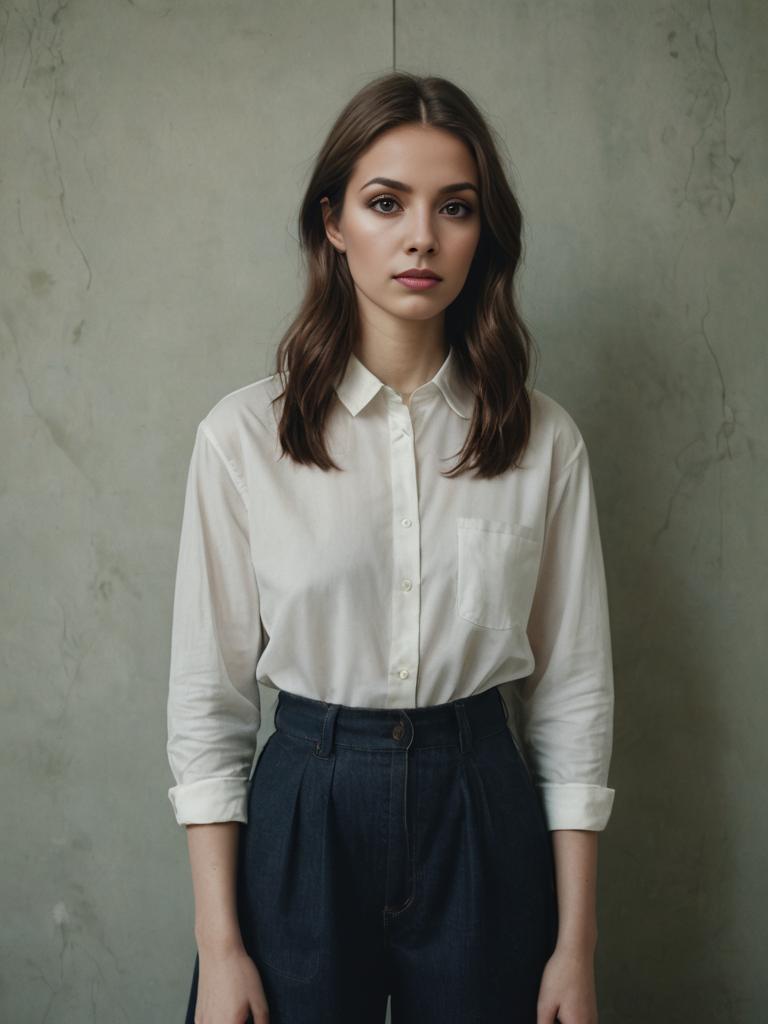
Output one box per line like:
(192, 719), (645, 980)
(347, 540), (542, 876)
(394, 276), (441, 290)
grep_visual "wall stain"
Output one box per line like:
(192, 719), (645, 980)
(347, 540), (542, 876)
(29, 268), (55, 294)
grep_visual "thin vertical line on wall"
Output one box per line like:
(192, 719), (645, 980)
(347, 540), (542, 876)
(392, 0), (396, 68)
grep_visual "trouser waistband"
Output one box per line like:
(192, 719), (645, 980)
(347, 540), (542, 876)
(274, 684), (510, 757)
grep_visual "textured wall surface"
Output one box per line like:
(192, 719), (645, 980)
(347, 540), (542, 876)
(1, 1), (766, 1021)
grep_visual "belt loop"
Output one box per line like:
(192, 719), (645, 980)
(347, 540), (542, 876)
(453, 701), (473, 755)
(314, 703), (339, 759)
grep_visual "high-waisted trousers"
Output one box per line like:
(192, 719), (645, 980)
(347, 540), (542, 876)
(184, 683), (559, 1023)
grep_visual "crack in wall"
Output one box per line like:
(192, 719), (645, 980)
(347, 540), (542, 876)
(651, 289), (737, 578)
(9, 2), (34, 87)
(699, 290), (735, 464)
(699, 290), (735, 578)
(8, 1), (93, 289)
(669, 0), (741, 221)
(45, 0), (93, 290)
(4, 313), (98, 489)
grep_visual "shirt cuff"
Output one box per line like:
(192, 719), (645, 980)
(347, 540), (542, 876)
(536, 782), (615, 831)
(168, 776), (250, 826)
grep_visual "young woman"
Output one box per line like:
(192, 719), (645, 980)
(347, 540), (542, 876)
(167, 71), (615, 1024)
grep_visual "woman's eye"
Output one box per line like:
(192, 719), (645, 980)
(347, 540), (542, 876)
(367, 196), (473, 217)
(443, 201), (473, 217)
(369, 196), (399, 214)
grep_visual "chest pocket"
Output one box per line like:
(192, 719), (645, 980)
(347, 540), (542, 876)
(456, 516), (543, 631)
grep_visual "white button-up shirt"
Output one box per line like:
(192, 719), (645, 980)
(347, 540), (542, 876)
(166, 347), (615, 831)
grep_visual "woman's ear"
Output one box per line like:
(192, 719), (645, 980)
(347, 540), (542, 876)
(320, 196), (346, 254)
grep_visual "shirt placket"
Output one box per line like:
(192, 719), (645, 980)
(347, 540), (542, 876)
(385, 391), (421, 708)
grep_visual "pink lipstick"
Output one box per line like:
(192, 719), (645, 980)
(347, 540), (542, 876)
(393, 267), (442, 291)
(395, 276), (441, 290)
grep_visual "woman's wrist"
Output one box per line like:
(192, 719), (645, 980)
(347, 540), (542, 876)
(554, 925), (598, 958)
(195, 921), (245, 957)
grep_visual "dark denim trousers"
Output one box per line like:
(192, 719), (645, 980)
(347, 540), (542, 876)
(184, 684), (558, 1023)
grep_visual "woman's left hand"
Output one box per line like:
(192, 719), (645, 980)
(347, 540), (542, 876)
(535, 943), (599, 1024)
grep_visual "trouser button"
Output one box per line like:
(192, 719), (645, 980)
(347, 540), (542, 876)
(392, 720), (405, 740)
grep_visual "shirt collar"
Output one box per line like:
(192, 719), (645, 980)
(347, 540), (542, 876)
(334, 346), (474, 420)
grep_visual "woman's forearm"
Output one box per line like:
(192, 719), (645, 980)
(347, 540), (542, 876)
(550, 829), (599, 954)
(186, 822), (244, 954)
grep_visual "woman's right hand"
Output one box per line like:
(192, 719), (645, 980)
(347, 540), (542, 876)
(194, 945), (270, 1024)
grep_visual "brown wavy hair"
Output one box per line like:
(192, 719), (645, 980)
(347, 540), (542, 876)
(270, 70), (539, 479)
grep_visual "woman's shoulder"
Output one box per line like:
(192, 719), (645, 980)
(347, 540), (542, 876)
(529, 386), (588, 475)
(196, 371), (283, 467)
(202, 371), (282, 430)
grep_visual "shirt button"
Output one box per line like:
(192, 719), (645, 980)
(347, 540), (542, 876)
(401, 579), (412, 591)
(401, 518), (412, 528)
(399, 668), (409, 679)
(392, 721), (405, 740)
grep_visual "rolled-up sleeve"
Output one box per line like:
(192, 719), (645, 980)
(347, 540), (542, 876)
(521, 437), (616, 831)
(166, 420), (263, 826)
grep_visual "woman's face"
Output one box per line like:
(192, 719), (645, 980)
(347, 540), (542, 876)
(322, 124), (482, 326)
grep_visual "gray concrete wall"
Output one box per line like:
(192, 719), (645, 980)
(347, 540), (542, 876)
(1, 1), (765, 1020)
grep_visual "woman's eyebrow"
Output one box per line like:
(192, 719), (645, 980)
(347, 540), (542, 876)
(359, 176), (478, 196)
